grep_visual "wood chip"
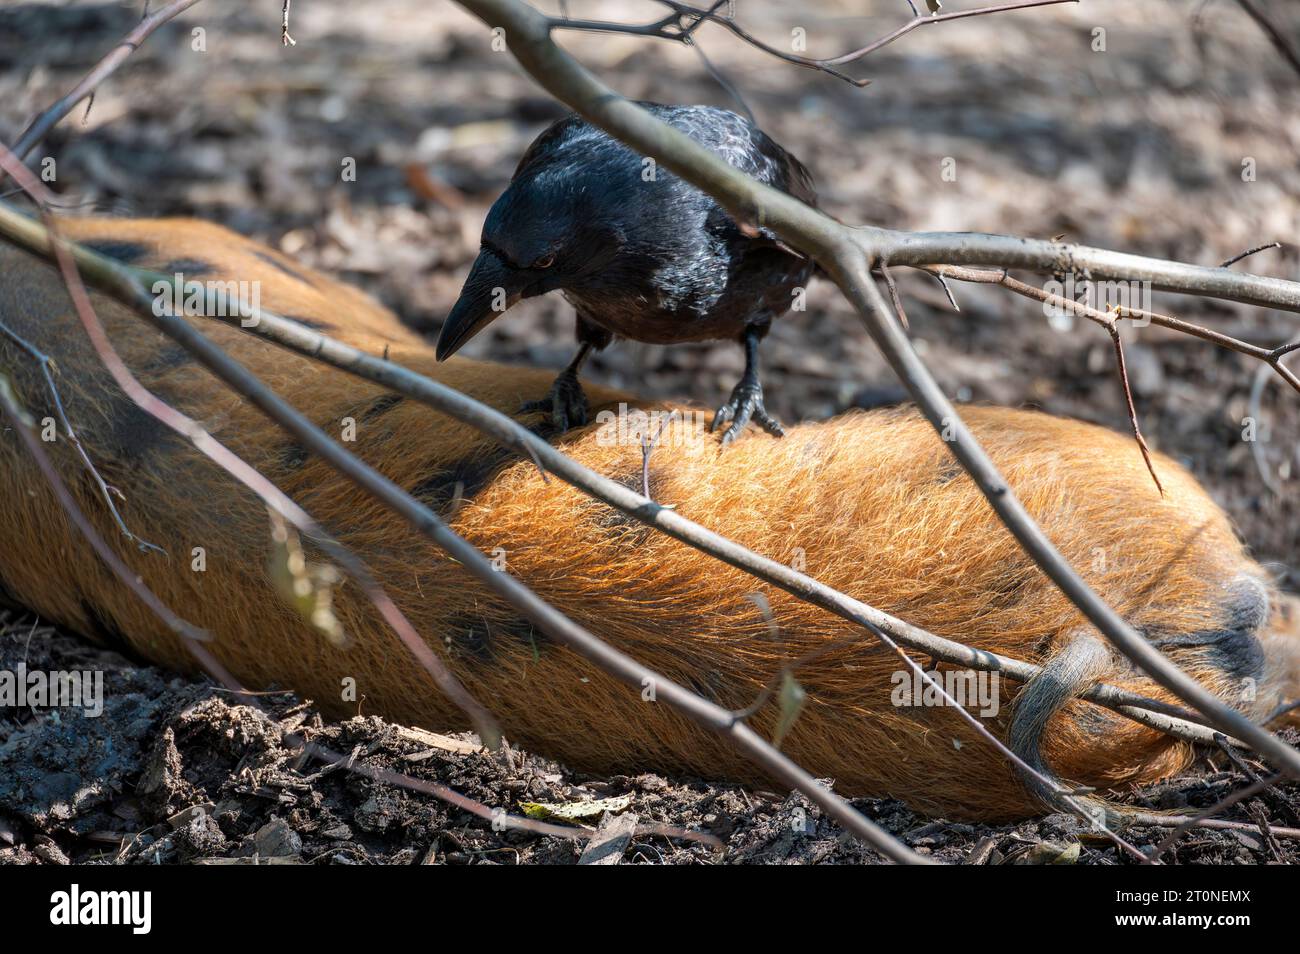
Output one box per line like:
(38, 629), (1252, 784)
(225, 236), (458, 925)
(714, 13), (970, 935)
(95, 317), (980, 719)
(578, 812), (640, 866)
(394, 726), (483, 756)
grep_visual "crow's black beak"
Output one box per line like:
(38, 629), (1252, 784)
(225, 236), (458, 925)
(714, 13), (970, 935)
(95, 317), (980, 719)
(436, 249), (522, 361)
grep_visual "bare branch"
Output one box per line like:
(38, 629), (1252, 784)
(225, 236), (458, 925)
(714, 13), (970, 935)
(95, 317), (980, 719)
(549, 0), (1076, 87)
(442, 0), (1300, 778)
(926, 264), (1300, 395)
(874, 227), (1300, 313)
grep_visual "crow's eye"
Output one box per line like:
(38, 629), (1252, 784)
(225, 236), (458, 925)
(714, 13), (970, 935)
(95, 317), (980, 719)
(533, 253), (555, 269)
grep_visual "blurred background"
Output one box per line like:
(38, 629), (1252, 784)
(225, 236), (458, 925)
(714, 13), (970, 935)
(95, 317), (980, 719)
(1, 0), (1297, 581)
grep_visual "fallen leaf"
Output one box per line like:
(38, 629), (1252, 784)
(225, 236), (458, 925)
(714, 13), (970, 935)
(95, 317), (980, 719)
(519, 794), (633, 821)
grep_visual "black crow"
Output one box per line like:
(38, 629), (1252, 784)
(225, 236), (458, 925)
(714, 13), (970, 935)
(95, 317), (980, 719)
(436, 103), (817, 444)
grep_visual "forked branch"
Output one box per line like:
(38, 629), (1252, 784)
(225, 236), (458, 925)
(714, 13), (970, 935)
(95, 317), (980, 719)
(454, 0), (1300, 782)
(550, 0), (1077, 87)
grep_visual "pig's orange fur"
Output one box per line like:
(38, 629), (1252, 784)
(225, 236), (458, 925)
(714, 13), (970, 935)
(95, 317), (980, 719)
(0, 217), (1295, 819)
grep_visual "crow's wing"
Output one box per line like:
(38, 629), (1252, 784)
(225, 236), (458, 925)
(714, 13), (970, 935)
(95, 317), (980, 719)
(514, 104), (816, 208)
(645, 103), (818, 208)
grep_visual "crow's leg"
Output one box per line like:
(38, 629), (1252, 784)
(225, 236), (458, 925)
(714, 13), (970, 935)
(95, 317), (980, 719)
(520, 316), (612, 432)
(711, 325), (784, 445)
(519, 342), (594, 432)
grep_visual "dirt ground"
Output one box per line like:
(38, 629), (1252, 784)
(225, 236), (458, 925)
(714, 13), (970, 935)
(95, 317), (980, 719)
(4, 616), (1299, 865)
(0, 0), (1298, 864)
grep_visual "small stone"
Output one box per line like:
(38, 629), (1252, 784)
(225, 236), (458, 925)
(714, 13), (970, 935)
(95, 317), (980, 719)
(253, 818), (302, 858)
(33, 840), (70, 865)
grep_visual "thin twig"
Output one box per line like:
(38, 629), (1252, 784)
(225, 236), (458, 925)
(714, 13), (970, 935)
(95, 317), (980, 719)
(928, 263), (1300, 395)
(1220, 240), (1281, 269)
(282, 0), (297, 46)
(1248, 331), (1300, 493)
(640, 410), (677, 500)
(683, 34), (752, 123)
(549, 0), (1076, 87)
(0, 318), (164, 553)
(879, 263), (911, 331)
(929, 270), (960, 311)
(1138, 806), (1300, 842)
(1266, 698), (1300, 724)
(1104, 320), (1164, 496)
(292, 738), (720, 847)
(1146, 773), (1287, 860)
(1215, 732), (1300, 826)
(818, 0), (1077, 65)
(12, 0), (203, 161)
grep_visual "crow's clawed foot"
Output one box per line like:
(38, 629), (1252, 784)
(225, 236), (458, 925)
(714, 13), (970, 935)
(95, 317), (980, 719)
(519, 369), (588, 433)
(711, 378), (785, 446)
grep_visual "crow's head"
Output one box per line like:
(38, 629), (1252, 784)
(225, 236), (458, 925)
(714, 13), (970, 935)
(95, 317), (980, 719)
(436, 169), (627, 361)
